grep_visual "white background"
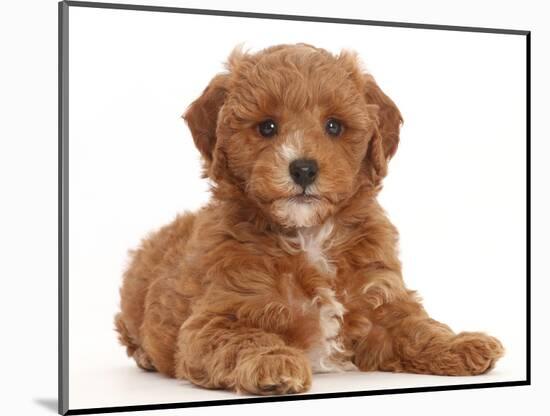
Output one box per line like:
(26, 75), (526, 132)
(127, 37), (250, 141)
(66, 4), (527, 410)
(0, 0), (547, 415)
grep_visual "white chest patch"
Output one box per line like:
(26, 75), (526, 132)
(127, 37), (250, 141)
(294, 220), (336, 276)
(307, 288), (357, 373)
(282, 221), (355, 372)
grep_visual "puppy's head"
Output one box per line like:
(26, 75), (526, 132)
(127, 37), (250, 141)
(184, 44), (402, 228)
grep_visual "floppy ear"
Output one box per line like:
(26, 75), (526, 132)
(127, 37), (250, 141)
(364, 74), (403, 180)
(183, 74), (229, 167)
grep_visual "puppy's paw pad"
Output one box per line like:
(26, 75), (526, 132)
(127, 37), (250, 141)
(133, 347), (156, 372)
(236, 346), (312, 395)
(256, 374), (306, 395)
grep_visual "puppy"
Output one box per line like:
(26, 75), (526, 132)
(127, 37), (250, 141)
(115, 44), (504, 395)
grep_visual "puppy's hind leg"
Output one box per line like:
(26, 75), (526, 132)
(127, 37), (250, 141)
(115, 212), (197, 373)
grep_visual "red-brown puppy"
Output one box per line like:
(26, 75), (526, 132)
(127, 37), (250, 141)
(115, 44), (504, 395)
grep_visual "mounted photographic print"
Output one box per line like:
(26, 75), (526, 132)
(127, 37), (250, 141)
(59, 1), (530, 414)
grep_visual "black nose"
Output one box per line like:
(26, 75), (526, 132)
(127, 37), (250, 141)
(289, 159), (319, 189)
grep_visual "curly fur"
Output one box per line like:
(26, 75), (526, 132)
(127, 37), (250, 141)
(115, 44), (504, 395)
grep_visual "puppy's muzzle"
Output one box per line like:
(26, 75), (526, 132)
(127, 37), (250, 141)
(289, 158), (318, 189)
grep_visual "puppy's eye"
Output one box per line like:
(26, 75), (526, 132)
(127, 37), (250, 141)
(325, 118), (343, 137)
(258, 119), (277, 138)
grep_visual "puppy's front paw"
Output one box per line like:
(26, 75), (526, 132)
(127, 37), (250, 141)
(449, 332), (504, 375)
(235, 346), (312, 395)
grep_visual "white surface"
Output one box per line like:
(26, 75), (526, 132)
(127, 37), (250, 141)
(2, 0), (549, 415)
(70, 363), (516, 410)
